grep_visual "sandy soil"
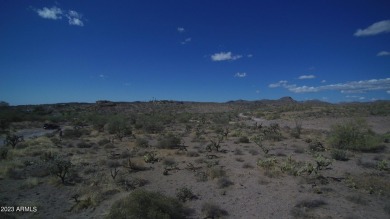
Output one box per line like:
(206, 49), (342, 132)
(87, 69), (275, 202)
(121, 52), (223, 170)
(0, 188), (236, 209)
(1, 104), (389, 219)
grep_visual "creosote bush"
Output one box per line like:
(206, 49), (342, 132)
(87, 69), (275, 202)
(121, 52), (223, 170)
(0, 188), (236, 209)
(157, 134), (181, 149)
(331, 149), (348, 161)
(328, 118), (383, 152)
(106, 189), (186, 219)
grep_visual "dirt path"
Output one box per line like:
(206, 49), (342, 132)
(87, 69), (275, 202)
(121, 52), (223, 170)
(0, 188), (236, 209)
(0, 128), (57, 147)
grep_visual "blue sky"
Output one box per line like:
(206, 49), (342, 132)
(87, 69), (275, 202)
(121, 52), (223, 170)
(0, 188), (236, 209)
(1, 0), (390, 105)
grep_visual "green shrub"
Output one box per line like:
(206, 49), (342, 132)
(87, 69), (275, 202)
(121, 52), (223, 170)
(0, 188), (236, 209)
(157, 134), (181, 149)
(331, 149), (348, 161)
(290, 119), (302, 139)
(106, 189), (186, 219)
(328, 119), (383, 152)
(47, 155), (72, 184)
(106, 118), (133, 141)
(257, 157), (277, 170)
(176, 187), (196, 202)
(308, 140), (325, 152)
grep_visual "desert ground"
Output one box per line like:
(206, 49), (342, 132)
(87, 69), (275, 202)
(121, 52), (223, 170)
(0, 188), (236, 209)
(0, 97), (389, 219)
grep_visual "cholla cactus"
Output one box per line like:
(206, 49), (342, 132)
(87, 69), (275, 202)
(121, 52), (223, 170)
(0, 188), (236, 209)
(144, 152), (158, 163)
(251, 135), (269, 154)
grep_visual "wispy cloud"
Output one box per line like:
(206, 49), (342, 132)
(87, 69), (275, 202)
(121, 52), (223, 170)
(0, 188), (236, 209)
(181, 38), (191, 45)
(268, 80), (288, 88)
(211, 52), (242, 61)
(35, 6), (63, 20)
(354, 20), (390, 37)
(66, 10), (84, 26)
(321, 80), (327, 83)
(298, 75), (315, 80)
(269, 78), (390, 94)
(34, 6), (85, 26)
(377, 51), (390, 56)
(247, 54), (253, 58)
(177, 27), (185, 33)
(234, 72), (247, 78)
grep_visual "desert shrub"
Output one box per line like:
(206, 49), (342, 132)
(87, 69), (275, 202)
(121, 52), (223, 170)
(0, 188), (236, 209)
(106, 117), (133, 141)
(201, 202), (228, 218)
(77, 141), (93, 148)
(4, 134), (24, 149)
(314, 155), (332, 170)
(176, 187), (196, 202)
(0, 148), (8, 160)
(356, 158), (377, 169)
(62, 128), (84, 139)
(294, 147), (305, 154)
(328, 119), (383, 152)
(106, 189), (186, 219)
(290, 119), (302, 139)
(248, 149), (259, 155)
(135, 138), (149, 148)
(377, 160), (389, 171)
(263, 123), (282, 141)
(98, 139), (110, 146)
(331, 149), (348, 161)
(308, 140), (325, 152)
(186, 151), (199, 157)
(257, 157), (277, 170)
(242, 163), (254, 169)
(143, 152), (158, 163)
(162, 158), (177, 169)
(237, 136), (250, 143)
(88, 114), (107, 132)
(291, 199), (327, 218)
(195, 171), (208, 182)
(207, 167), (226, 179)
(217, 177), (234, 188)
(47, 155), (72, 184)
(234, 149), (244, 155)
(107, 160), (121, 168)
(280, 156), (304, 176)
(157, 134), (181, 149)
(346, 173), (390, 195)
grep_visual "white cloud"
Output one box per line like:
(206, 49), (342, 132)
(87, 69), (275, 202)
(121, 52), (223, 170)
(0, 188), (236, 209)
(321, 80), (327, 83)
(268, 80), (288, 88)
(177, 27), (185, 33)
(354, 20), (390, 37)
(270, 78), (390, 94)
(66, 10), (84, 26)
(35, 6), (85, 26)
(211, 52), (242, 61)
(36, 6), (63, 20)
(181, 38), (191, 45)
(234, 72), (247, 78)
(387, 90), (390, 94)
(247, 54), (253, 58)
(377, 51), (390, 56)
(298, 75), (316, 79)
